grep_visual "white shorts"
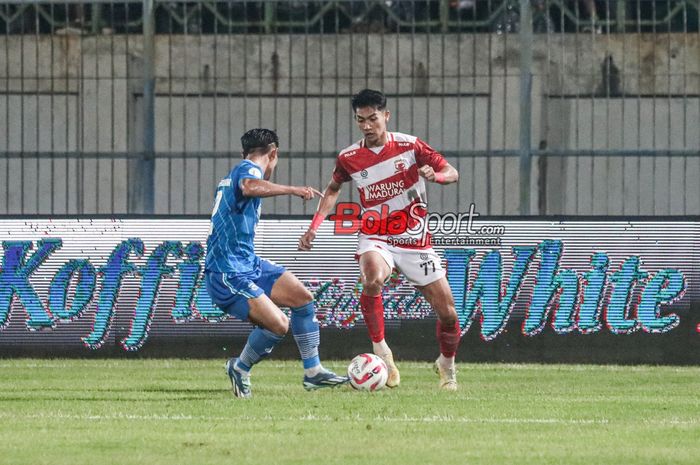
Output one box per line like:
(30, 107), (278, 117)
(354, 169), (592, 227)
(356, 236), (446, 287)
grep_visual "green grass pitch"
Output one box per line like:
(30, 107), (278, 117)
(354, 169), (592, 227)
(0, 359), (698, 465)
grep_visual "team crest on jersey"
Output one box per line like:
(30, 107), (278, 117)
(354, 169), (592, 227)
(248, 167), (262, 178)
(394, 158), (408, 173)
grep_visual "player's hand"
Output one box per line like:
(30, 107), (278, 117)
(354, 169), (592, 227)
(418, 165), (437, 182)
(298, 229), (316, 251)
(293, 186), (324, 200)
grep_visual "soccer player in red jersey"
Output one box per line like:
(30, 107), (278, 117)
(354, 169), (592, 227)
(298, 89), (461, 390)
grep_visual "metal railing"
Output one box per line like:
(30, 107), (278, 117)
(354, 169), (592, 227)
(1, 0), (699, 216)
(2, 1), (699, 33)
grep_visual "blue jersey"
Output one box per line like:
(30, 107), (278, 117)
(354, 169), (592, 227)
(205, 159), (264, 273)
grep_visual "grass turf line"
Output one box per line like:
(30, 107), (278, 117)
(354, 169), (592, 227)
(0, 359), (698, 465)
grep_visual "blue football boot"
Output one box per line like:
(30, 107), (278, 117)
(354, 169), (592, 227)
(226, 358), (252, 398)
(303, 369), (350, 391)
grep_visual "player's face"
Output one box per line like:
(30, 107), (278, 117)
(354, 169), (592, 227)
(354, 106), (390, 147)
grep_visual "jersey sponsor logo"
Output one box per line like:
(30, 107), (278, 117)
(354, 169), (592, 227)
(364, 179), (405, 202)
(360, 169), (369, 179)
(248, 167), (262, 178)
(218, 179), (232, 188)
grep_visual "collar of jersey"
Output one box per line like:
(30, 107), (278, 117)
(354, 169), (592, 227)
(242, 159), (264, 170)
(360, 131), (394, 151)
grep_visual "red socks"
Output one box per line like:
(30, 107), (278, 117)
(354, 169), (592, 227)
(437, 320), (461, 358)
(361, 293), (460, 358)
(360, 293), (385, 343)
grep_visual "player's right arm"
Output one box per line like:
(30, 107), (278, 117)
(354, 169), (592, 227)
(241, 178), (322, 200)
(315, 178), (343, 218)
(298, 178), (343, 251)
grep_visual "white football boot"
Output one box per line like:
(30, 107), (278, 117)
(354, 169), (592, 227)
(434, 358), (458, 391)
(377, 350), (401, 388)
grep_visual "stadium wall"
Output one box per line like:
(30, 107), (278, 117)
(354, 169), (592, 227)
(0, 34), (699, 215)
(0, 218), (698, 364)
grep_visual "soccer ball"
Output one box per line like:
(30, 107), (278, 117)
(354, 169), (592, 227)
(347, 353), (388, 391)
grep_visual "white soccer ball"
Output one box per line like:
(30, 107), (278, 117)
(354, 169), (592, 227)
(347, 353), (388, 391)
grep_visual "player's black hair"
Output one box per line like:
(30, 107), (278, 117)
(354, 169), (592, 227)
(351, 89), (387, 112)
(241, 128), (279, 157)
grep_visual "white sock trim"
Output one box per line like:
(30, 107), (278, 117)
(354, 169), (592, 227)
(372, 340), (391, 356)
(437, 354), (455, 368)
(304, 364), (324, 377)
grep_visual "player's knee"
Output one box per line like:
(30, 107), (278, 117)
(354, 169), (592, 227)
(438, 307), (458, 327)
(269, 314), (289, 336)
(361, 275), (385, 295)
(291, 288), (314, 308)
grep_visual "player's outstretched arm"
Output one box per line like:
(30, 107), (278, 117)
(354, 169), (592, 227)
(315, 179), (343, 219)
(418, 163), (459, 185)
(241, 178), (322, 200)
(298, 179), (342, 251)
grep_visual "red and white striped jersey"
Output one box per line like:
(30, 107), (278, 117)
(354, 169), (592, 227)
(333, 132), (447, 248)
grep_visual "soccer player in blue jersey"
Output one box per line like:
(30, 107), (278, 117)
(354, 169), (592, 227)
(205, 128), (349, 398)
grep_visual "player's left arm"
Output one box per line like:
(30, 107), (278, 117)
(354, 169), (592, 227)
(415, 138), (459, 185)
(418, 163), (458, 185)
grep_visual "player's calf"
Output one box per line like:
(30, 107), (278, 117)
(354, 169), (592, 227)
(436, 319), (460, 358)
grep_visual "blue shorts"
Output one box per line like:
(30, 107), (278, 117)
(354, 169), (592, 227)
(205, 259), (286, 321)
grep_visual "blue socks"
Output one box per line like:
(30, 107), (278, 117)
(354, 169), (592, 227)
(235, 327), (284, 373)
(291, 302), (321, 371)
(234, 302), (322, 376)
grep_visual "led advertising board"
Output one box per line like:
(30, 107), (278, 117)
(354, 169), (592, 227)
(0, 219), (697, 361)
